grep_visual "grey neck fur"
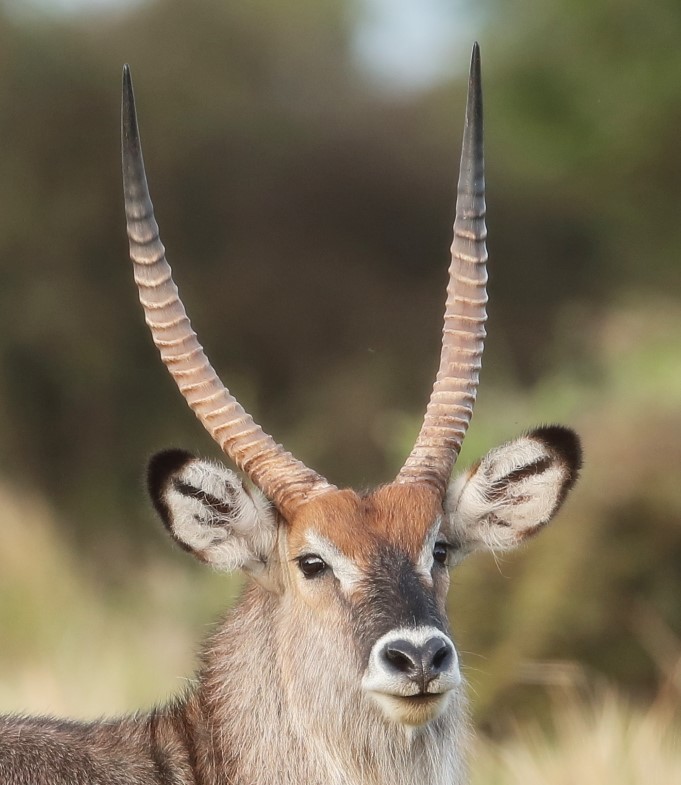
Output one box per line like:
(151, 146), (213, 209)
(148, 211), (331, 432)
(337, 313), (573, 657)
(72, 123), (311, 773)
(192, 583), (470, 785)
(0, 581), (470, 785)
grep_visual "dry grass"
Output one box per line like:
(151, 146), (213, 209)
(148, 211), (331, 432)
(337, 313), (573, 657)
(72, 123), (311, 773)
(0, 301), (679, 780)
(1, 475), (680, 782)
(0, 479), (238, 717)
(472, 690), (681, 785)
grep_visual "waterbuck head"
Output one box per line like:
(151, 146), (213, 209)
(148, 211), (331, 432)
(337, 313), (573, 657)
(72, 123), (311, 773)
(122, 45), (581, 730)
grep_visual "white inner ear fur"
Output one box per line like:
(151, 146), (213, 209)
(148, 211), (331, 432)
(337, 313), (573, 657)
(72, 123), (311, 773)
(164, 459), (276, 575)
(446, 434), (573, 555)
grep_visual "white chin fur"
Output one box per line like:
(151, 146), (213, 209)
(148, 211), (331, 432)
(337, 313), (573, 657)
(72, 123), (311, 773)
(367, 690), (453, 727)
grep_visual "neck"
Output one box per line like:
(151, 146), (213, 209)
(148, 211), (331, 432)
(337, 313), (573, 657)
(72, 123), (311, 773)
(185, 582), (470, 785)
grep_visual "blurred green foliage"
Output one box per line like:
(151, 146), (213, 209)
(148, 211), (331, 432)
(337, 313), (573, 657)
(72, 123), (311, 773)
(0, 0), (679, 723)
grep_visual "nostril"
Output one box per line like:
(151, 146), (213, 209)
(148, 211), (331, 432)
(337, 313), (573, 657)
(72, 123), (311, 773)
(424, 637), (454, 677)
(381, 639), (420, 676)
(431, 643), (451, 670)
(376, 635), (456, 689)
(385, 649), (414, 673)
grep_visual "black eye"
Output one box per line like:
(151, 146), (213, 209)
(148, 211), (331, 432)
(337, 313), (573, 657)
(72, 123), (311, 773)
(433, 542), (449, 566)
(297, 554), (328, 578)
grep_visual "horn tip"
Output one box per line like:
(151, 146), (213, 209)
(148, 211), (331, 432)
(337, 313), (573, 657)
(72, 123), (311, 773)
(469, 42), (481, 88)
(466, 43), (483, 128)
(121, 64), (138, 143)
(122, 64), (133, 103)
(122, 64), (133, 99)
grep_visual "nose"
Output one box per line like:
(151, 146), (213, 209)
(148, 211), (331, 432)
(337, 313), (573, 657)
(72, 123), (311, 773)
(380, 636), (454, 690)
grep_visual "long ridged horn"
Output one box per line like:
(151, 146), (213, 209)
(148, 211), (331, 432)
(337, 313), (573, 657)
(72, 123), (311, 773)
(121, 65), (335, 517)
(397, 43), (488, 497)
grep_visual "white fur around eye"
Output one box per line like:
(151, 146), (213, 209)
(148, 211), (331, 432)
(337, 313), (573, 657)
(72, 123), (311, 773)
(301, 532), (363, 592)
(415, 522), (441, 580)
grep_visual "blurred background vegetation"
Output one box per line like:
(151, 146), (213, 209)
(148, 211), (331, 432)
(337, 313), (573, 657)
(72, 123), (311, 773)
(0, 0), (679, 776)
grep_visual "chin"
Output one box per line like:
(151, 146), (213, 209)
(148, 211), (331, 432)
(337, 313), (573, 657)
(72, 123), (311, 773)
(368, 690), (452, 727)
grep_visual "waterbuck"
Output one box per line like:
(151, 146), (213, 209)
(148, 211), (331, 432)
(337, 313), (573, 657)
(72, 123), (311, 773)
(0, 45), (581, 784)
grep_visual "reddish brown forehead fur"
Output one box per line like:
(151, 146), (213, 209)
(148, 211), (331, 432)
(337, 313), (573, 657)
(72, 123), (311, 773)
(288, 483), (443, 565)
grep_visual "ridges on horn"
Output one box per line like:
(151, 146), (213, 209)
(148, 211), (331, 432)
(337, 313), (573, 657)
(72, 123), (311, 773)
(397, 42), (488, 497)
(121, 65), (336, 517)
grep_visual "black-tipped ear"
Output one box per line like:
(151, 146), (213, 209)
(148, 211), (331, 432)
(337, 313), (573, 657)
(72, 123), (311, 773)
(144, 451), (278, 577)
(446, 425), (582, 556)
(528, 425), (582, 497)
(147, 449), (196, 534)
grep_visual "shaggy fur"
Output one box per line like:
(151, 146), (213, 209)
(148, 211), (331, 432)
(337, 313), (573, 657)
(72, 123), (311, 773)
(0, 428), (580, 784)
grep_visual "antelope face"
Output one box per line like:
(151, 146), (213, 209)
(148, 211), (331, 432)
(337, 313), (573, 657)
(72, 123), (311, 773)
(125, 44), (583, 730)
(286, 484), (458, 726)
(148, 426), (581, 727)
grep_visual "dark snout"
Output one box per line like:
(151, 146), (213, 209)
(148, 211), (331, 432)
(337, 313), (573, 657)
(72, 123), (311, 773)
(357, 545), (461, 725)
(380, 637), (454, 692)
(362, 626), (461, 726)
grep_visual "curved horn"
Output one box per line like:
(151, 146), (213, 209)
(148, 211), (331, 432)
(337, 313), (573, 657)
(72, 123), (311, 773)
(397, 43), (488, 497)
(121, 65), (335, 517)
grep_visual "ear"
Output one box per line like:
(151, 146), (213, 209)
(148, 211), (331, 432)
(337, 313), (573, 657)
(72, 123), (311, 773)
(147, 449), (277, 581)
(445, 426), (582, 557)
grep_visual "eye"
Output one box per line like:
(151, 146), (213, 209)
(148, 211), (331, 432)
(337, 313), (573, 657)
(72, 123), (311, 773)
(433, 542), (449, 566)
(297, 554), (328, 578)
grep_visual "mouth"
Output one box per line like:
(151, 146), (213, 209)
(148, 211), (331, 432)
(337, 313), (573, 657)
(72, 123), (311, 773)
(361, 627), (462, 726)
(367, 689), (452, 726)
(401, 692), (443, 703)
